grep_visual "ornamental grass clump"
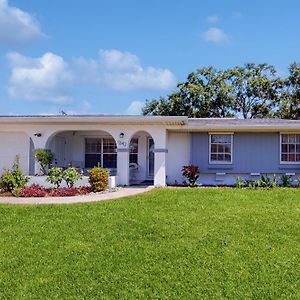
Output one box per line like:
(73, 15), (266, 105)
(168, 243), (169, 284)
(88, 167), (109, 192)
(181, 165), (200, 187)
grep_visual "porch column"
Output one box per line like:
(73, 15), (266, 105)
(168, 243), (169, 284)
(29, 134), (50, 175)
(154, 149), (167, 186)
(117, 148), (130, 186)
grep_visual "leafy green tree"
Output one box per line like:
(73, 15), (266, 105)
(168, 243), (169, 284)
(143, 67), (233, 118)
(277, 63), (300, 119)
(225, 63), (282, 118)
(33, 149), (54, 175)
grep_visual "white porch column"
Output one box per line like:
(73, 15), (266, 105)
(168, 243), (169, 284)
(117, 148), (130, 186)
(29, 133), (51, 175)
(152, 129), (168, 187)
(154, 149), (167, 186)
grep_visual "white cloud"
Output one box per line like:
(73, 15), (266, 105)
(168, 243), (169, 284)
(7, 52), (73, 104)
(206, 15), (219, 24)
(125, 100), (144, 115)
(6, 49), (176, 105)
(0, 0), (44, 45)
(74, 49), (176, 90)
(203, 27), (229, 44)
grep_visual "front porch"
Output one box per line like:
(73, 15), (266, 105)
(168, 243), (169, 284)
(46, 130), (158, 186)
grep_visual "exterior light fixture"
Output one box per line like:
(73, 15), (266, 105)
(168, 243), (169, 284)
(119, 132), (125, 139)
(34, 133), (42, 137)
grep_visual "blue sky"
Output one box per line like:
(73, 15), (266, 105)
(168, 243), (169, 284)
(1, 0), (300, 115)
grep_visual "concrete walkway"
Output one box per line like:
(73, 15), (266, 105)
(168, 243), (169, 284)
(0, 186), (153, 205)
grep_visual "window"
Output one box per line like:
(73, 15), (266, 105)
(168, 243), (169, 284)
(85, 138), (117, 168)
(209, 134), (233, 164)
(280, 134), (300, 163)
(85, 139), (101, 168)
(103, 138), (117, 168)
(129, 138), (138, 164)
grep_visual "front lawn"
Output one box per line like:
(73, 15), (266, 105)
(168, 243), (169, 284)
(0, 188), (299, 299)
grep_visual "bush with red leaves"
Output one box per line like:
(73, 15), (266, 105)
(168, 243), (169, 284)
(19, 184), (91, 197)
(181, 165), (200, 187)
(20, 184), (47, 197)
(48, 187), (90, 197)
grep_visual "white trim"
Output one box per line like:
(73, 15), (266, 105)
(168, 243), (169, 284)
(208, 133), (233, 165)
(208, 131), (235, 135)
(279, 133), (300, 165)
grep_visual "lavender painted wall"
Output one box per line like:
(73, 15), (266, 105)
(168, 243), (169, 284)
(191, 132), (300, 174)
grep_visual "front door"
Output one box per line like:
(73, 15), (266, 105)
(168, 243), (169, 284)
(54, 136), (66, 167)
(147, 138), (154, 177)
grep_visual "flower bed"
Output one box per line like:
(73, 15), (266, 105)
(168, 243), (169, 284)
(16, 184), (91, 197)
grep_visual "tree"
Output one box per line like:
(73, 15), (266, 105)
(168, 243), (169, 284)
(277, 63), (300, 119)
(143, 67), (233, 118)
(33, 149), (54, 175)
(225, 63), (282, 119)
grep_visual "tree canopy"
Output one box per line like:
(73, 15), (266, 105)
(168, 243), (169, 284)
(142, 63), (300, 119)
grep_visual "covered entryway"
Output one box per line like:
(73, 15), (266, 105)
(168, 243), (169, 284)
(128, 131), (155, 185)
(46, 130), (117, 174)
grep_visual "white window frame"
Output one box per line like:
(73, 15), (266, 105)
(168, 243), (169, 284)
(280, 133), (300, 164)
(209, 133), (233, 165)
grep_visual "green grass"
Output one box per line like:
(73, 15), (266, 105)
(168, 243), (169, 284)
(0, 188), (300, 299)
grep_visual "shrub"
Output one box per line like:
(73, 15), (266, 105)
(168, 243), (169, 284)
(260, 174), (271, 188)
(281, 175), (292, 187)
(47, 167), (63, 188)
(181, 165), (200, 187)
(88, 167), (109, 192)
(19, 185), (90, 197)
(245, 180), (256, 189)
(272, 174), (278, 188)
(0, 155), (29, 192)
(20, 184), (47, 197)
(63, 167), (82, 188)
(235, 176), (244, 188)
(48, 187), (90, 197)
(33, 149), (54, 175)
(12, 187), (22, 197)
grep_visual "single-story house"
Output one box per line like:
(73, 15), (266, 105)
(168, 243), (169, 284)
(1, 115), (300, 186)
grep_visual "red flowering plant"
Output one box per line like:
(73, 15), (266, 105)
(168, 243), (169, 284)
(20, 184), (47, 197)
(181, 165), (200, 187)
(18, 184), (91, 198)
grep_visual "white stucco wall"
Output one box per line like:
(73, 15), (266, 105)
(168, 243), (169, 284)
(166, 132), (191, 184)
(0, 132), (30, 175)
(0, 120), (171, 186)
